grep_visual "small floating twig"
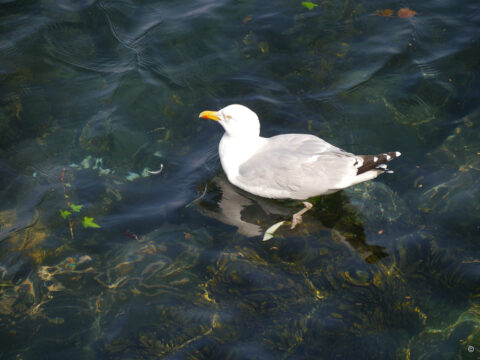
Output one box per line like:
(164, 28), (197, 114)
(147, 164), (164, 175)
(125, 229), (139, 241)
(185, 184), (208, 208)
(60, 167), (74, 240)
(462, 259), (480, 264)
(148, 127), (166, 133)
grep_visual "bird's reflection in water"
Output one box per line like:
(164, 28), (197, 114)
(197, 175), (388, 263)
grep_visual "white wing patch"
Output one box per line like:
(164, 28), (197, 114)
(305, 155), (320, 163)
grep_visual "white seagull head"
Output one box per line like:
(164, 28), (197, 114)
(200, 104), (260, 138)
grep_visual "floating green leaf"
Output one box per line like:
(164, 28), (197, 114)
(70, 203), (83, 212)
(82, 216), (101, 228)
(59, 209), (71, 219)
(302, 1), (318, 10)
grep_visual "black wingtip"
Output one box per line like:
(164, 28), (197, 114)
(356, 151), (401, 175)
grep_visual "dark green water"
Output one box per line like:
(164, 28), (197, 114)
(1, 0), (480, 359)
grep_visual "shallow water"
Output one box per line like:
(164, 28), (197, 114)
(1, 0), (480, 359)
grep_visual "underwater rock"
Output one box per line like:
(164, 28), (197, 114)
(0, 108), (17, 151)
(79, 114), (114, 156)
(344, 180), (409, 225)
(406, 301), (480, 359)
(404, 113), (480, 243)
(93, 225), (220, 358)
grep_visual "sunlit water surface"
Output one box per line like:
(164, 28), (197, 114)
(1, 0), (480, 359)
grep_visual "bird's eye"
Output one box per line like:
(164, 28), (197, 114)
(225, 115), (232, 120)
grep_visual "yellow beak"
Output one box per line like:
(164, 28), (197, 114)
(199, 110), (220, 122)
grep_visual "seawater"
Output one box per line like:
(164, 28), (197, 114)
(0, 0), (479, 358)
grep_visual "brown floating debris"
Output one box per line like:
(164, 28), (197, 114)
(242, 14), (253, 25)
(397, 8), (417, 18)
(374, 8), (418, 18)
(376, 9), (394, 17)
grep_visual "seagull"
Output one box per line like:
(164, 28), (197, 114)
(199, 104), (401, 229)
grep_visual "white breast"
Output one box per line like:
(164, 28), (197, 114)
(219, 134), (265, 183)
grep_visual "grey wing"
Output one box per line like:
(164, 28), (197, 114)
(264, 133), (345, 154)
(236, 135), (359, 199)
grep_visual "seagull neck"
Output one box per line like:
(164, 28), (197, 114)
(219, 133), (265, 180)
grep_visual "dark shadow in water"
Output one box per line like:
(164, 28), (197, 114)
(196, 174), (388, 264)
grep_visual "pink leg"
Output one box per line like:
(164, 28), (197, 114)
(290, 201), (313, 229)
